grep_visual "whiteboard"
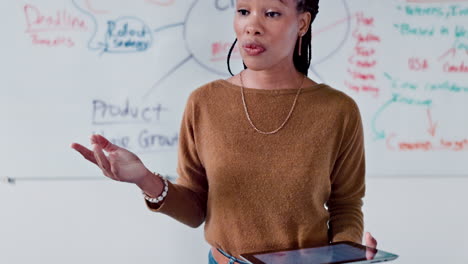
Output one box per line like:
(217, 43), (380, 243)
(1, 0), (467, 180)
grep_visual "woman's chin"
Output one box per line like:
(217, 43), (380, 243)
(241, 60), (274, 72)
(241, 55), (288, 72)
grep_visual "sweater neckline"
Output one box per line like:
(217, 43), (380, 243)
(216, 79), (326, 95)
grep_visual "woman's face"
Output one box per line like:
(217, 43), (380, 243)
(234, 0), (311, 71)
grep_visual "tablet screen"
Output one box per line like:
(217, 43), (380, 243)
(241, 242), (396, 264)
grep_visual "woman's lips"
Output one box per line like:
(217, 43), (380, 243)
(242, 43), (266, 56)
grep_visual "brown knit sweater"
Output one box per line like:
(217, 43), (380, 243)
(145, 79), (366, 258)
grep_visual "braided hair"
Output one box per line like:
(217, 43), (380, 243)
(227, 0), (320, 76)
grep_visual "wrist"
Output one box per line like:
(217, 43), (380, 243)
(142, 173), (168, 204)
(136, 170), (164, 197)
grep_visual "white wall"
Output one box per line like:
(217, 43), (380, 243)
(363, 177), (468, 264)
(1, 176), (467, 264)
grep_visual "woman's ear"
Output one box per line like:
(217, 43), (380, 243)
(298, 12), (312, 34)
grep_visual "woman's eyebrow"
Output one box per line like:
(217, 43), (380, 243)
(275, 0), (287, 6)
(237, 0), (287, 6)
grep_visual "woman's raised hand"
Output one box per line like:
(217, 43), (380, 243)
(71, 134), (150, 185)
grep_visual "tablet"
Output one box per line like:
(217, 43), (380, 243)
(239, 241), (398, 264)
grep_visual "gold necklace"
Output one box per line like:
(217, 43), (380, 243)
(240, 71), (306, 135)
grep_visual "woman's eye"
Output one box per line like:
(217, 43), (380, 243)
(266, 11), (281, 18)
(237, 9), (249, 16)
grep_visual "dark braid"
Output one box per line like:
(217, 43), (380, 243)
(227, 0), (320, 76)
(294, 0), (319, 75)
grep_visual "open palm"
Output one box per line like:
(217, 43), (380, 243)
(71, 134), (149, 185)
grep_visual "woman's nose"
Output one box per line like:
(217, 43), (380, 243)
(246, 25), (262, 35)
(245, 15), (263, 35)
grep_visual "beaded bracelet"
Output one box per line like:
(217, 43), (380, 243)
(142, 172), (169, 204)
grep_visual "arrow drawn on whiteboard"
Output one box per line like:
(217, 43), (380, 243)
(371, 97), (394, 141)
(426, 108), (438, 137)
